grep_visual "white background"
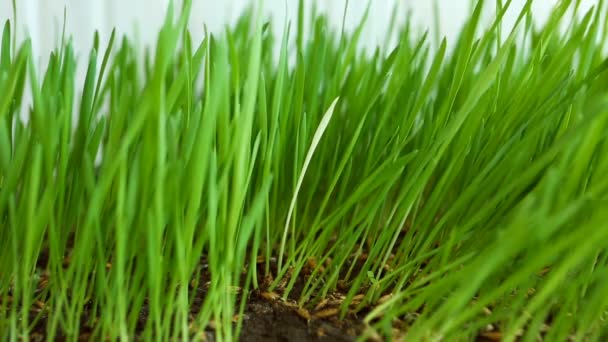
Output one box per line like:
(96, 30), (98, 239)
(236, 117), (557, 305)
(0, 1), (599, 64)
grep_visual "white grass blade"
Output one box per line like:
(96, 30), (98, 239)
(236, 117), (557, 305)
(278, 97), (339, 271)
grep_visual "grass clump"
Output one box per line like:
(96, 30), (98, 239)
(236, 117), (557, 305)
(1, 0), (608, 340)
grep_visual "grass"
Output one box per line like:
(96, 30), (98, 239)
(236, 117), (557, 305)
(1, 0), (608, 340)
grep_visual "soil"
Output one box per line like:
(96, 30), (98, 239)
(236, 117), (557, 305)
(18, 251), (369, 341)
(182, 255), (370, 341)
(13, 247), (506, 341)
(237, 291), (361, 342)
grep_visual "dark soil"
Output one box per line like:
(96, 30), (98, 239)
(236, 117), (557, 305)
(12, 246), (508, 341)
(16, 251), (369, 341)
(185, 256), (368, 342)
(237, 290), (361, 342)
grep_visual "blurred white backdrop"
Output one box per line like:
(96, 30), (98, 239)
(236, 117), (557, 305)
(0, 0), (599, 64)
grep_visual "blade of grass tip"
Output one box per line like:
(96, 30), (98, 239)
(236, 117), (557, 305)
(92, 28), (116, 113)
(93, 31), (99, 54)
(436, 0), (485, 128)
(382, 1), (399, 50)
(277, 97), (338, 272)
(339, 0), (349, 50)
(74, 47), (97, 156)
